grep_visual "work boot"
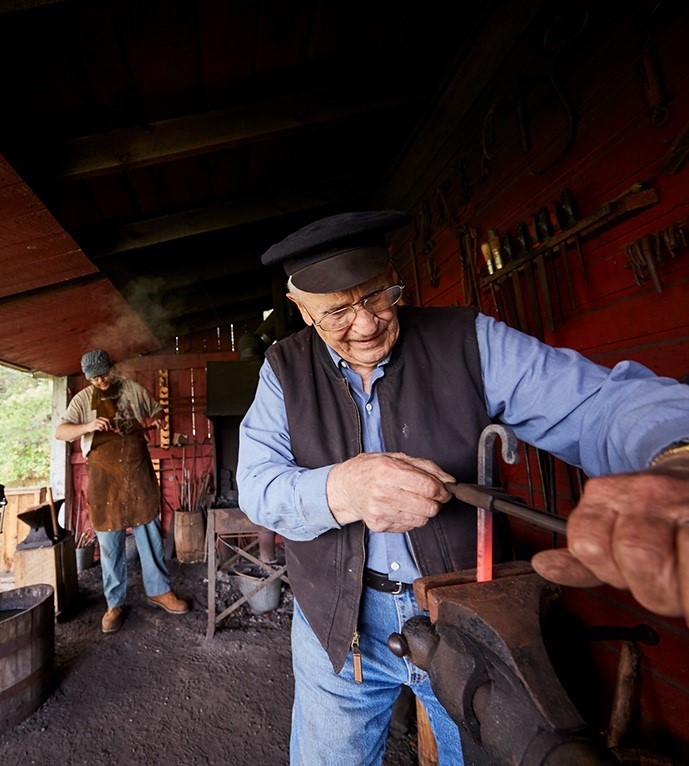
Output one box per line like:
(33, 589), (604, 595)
(102, 606), (125, 634)
(146, 591), (190, 614)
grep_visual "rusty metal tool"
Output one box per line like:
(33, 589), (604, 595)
(549, 200), (576, 310)
(447, 482), (568, 538)
(640, 235), (662, 292)
(516, 221), (544, 340)
(501, 232), (528, 332)
(625, 241), (646, 286)
(534, 252), (555, 332)
(530, 209), (556, 331)
(660, 225), (678, 259)
(474, 425), (519, 582)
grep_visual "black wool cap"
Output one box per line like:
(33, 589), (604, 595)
(261, 210), (412, 293)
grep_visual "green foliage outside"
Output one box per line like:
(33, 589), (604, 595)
(0, 367), (52, 488)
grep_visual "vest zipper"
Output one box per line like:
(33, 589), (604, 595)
(351, 630), (363, 683)
(341, 376), (365, 684)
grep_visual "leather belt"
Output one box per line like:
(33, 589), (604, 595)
(364, 569), (409, 595)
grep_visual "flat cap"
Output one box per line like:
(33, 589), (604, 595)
(262, 210), (411, 293)
(81, 349), (112, 379)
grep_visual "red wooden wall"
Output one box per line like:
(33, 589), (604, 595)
(387, 3), (689, 761)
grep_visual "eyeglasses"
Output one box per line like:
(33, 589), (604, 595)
(308, 284), (404, 332)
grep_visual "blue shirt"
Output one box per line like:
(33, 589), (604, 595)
(237, 313), (689, 582)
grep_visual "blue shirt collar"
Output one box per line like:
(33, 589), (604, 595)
(325, 344), (392, 371)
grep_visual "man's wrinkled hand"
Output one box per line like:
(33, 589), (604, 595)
(532, 465), (689, 626)
(327, 452), (455, 532)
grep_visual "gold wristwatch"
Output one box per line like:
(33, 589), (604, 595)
(650, 439), (689, 467)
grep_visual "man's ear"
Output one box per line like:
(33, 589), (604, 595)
(286, 293), (314, 326)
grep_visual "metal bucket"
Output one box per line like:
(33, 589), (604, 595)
(0, 584), (55, 734)
(231, 565), (281, 614)
(75, 545), (95, 573)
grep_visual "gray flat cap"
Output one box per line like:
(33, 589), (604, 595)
(262, 210), (411, 292)
(81, 349), (112, 379)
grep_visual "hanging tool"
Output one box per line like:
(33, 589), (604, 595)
(486, 229), (520, 328)
(481, 243), (502, 320)
(529, 214), (555, 332)
(516, 221), (544, 340)
(548, 200), (577, 310)
(460, 228), (483, 311)
(640, 235), (662, 292)
(501, 232), (528, 332)
(558, 188), (585, 288)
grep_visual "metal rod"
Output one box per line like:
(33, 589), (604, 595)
(446, 482), (567, 537)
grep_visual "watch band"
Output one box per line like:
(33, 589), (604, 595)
(650, 441), (689, 467)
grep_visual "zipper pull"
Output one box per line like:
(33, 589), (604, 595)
(351, 630), (363, 684)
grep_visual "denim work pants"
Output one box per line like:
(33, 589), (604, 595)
(290, 585), (464, 766)
(96, 518), (170, 608)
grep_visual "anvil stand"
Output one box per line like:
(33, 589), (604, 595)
(14, 501), (78, 618)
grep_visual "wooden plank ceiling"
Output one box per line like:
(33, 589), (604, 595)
(0, 0), (544, 376)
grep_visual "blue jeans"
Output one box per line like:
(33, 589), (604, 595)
(290, 585), (464, 766)
(96, 518), (170, 608)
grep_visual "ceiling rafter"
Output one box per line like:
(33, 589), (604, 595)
(59, 86), (416, 180)
(86, 176), (358, 256)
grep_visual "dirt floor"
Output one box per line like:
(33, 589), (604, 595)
(0, 551), (419, 766)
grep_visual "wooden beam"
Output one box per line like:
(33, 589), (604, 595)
(88, 177), (355, 256)
(59, 86), (414, 180)
(0, 0), (64, 13)
(0, 272), (105, 307)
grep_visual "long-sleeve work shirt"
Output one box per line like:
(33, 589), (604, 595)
(237, 313), (689, 582)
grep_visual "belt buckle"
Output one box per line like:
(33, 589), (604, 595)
(390, 580), (405, 595)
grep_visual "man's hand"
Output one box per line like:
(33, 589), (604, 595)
(327, 452), (455, 532)
(532, 457), (689, 626)
(87, 416), (112, 433)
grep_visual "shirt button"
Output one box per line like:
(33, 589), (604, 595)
(390, 561), (400, 572)
(365, 403), (372, 413)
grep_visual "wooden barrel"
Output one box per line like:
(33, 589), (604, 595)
(0, 584), (55, 735)
(174, 509), (206, 563)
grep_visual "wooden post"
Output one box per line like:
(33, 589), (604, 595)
(416, 697), (439, 766)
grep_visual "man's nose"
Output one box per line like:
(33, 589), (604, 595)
(350, 304), (379, 332)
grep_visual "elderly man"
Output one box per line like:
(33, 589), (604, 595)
(56, 349), (189, 633)
(237, 210), (689, 765)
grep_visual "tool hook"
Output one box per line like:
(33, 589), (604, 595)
(478, 424), (520, 487)
(476, 424), (520, 582)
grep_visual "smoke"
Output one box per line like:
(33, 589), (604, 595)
(85, 277), (173, 359)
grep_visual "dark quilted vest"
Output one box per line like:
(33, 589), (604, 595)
(266, 306), (509, 671)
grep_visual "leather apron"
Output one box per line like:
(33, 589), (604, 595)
(86, 389), (160, 532)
